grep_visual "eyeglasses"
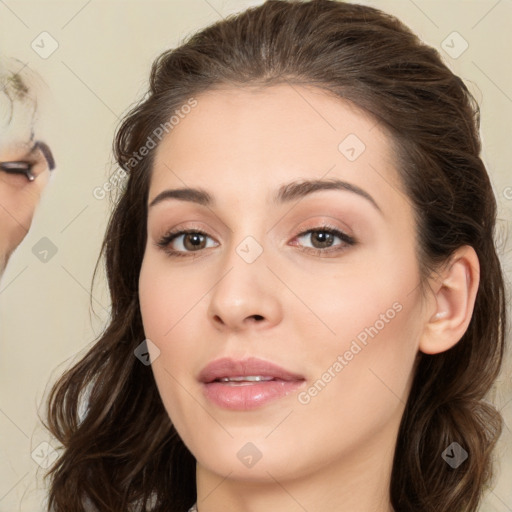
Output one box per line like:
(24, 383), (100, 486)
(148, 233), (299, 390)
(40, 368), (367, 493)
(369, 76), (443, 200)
(0, 141), (55, 182)
(0, 161), (37, 181)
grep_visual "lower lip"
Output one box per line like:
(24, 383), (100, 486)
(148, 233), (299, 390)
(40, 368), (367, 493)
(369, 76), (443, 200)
(202, 379), (306, 410)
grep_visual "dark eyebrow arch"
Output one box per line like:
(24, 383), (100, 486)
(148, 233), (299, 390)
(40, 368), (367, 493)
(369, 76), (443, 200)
(275, 178), (381, 213)
(16, 140), (56, 170)
(34, 141), (56, 170)
(148, 178), (382, 214)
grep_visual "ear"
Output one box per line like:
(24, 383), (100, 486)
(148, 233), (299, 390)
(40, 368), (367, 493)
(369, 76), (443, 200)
(419, 245), (480, 355)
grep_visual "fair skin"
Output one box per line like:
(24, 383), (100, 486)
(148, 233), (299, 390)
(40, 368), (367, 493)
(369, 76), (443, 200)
(139, 84), (479, 512)
(0, 90), (52, 276)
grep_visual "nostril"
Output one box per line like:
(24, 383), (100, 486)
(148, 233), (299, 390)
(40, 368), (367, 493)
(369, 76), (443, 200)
(251, 315), (264, 321)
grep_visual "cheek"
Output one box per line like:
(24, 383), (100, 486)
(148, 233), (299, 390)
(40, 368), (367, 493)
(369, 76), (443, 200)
(0, 178), (48, 224)
(0, 192), (35, 253)
(138, 255), (200, 421)
(294, 243), (422, 410)
(138, 250), (215, 409)
(298, 249), (419, 356)
(138, 253), (207, 341)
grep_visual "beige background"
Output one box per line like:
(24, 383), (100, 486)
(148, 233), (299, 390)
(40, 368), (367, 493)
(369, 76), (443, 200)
(0, 0), (511, 510)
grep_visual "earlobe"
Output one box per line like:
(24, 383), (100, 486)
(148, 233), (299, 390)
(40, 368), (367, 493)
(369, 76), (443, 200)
(419, 246), (480, 355)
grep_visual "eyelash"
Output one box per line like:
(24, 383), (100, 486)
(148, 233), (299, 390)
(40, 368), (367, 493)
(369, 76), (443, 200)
(155, 225), (356, 259)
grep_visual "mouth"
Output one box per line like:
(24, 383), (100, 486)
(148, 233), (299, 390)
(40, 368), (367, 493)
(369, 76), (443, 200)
(198, 356), (305, 383)
(199, 357), (306, 410)
(213, 375), (285, 385)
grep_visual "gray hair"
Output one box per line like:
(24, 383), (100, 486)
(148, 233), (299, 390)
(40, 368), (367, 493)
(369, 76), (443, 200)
(0, 57), (40, 137)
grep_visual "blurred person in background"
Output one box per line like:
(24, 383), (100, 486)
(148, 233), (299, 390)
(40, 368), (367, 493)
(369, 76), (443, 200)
(0, 57), (55, 278)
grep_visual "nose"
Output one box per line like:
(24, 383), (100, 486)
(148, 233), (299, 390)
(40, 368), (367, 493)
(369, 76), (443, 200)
(207, 240), (283, 332)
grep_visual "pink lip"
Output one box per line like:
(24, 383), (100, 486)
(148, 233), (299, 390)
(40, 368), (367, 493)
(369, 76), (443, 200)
(199, 357), (306, 411)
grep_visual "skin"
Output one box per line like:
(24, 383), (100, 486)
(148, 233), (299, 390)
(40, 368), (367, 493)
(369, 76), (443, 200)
(139, 84), (479, 512)
(0, 85), (53, 276)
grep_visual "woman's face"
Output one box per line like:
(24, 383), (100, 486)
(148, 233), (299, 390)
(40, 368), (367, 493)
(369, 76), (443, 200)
(139, 84), (430, 485)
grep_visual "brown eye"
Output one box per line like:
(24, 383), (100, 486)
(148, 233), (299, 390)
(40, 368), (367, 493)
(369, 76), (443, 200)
(308, 231), (336, 249)
(182, 232), (207, 251)
(156, 229), (218, 257)
(294, 226), (355, 253)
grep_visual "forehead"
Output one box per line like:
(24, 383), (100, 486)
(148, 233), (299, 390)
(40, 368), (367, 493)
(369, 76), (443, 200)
(0, 61), (41, 144)
(150, 84), (402, 206)
(0, 92), (38, 153)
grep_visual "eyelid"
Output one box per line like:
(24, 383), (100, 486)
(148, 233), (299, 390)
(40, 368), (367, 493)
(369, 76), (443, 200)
(157, 221), (219, 243)
(295, 222), (352, 239)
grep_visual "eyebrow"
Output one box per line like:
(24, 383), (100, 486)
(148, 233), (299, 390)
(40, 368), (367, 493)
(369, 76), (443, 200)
(34, 141), (56, 170)
(148, 178), (382, 214)
(27, 140), (55, 170)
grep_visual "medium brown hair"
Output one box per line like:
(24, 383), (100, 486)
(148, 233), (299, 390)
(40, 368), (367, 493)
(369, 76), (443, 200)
(42, 1), (507, 510)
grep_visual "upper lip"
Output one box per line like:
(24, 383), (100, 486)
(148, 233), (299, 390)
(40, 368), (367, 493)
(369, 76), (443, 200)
(198, 357), (305, 383)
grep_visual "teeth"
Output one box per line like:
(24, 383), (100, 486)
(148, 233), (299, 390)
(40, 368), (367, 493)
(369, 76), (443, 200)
(218, 376), (275, 382)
